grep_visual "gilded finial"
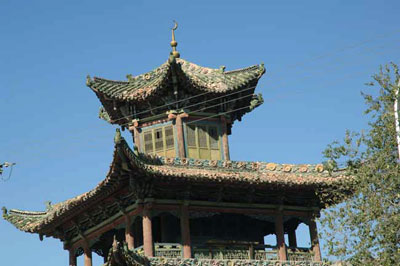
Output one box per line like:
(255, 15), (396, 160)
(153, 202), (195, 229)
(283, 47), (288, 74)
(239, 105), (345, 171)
(170, 20), (180, 58)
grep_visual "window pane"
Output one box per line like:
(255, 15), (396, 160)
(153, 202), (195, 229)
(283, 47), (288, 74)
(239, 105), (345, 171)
(198, 126), (208, 148)
(154, 129), (163, 151)
(165, 126), (174, 149)
(187, 125), (196, 147)
(209, 126), (218, 149)
(144, 131), (153, 153)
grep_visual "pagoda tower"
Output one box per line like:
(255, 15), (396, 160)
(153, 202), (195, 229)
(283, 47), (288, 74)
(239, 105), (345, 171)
(87, 23), (264, 161)
(3, 24), (349, 266)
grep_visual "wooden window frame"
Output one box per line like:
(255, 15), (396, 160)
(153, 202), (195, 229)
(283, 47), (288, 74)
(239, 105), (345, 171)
(142, 125), (176, 157)
(185, 123), (221, 160)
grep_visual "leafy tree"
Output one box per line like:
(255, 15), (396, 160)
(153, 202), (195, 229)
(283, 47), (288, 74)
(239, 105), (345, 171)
(319, 63), (400, 265)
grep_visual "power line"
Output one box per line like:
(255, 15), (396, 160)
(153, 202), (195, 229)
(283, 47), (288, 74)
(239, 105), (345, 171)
(114, 84), (260, 125)
(108, 30), (400, 125)
(284, 28), (400, 70)
(119, 91), (256, 128)
(186, 104), (257, 125)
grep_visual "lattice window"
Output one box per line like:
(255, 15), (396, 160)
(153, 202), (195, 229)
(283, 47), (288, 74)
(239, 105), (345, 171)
(142, 124), (176, 157)
(185, 123), (221, 160)
(154, 129), (164, 151)
(144, 131), (153, 153)
(198, 126), (208, 148)
(187, 124), (196, 147)
(165, 126), (174, 149)
(209, 126), (219, 149)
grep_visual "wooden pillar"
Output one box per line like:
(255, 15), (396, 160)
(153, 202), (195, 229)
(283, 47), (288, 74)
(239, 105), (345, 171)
(175, 113), (188, 158)
(69, 248), (76, 266)
(129, 120), (141, 151)
(275, 213), (287, 261)
(142, 207), (154, 257)
(288, 229), (297, 248)
(83, 245), (92, 266)
(180, 205), (192, 258)
(309, 219), (322, 262)
(125, 215), (135, 250)
(220, 116), (230, 160)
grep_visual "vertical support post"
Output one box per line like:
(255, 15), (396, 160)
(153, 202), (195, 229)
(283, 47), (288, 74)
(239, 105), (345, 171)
(69, 248), (77, 266)
(275, 213), (287, 261)
(249, 244), (254, 260)
(220, 116), (230, 160)
(175, 113), (188, 158)
(288, 229), (297, 248)
(129, 120), (141, 151)
(125, 215), (135, 250)
(180, 204), (192, 258)
(83, 244), (92, 266)
(142, 206), (154, 257)
(309, 218), (322, 262)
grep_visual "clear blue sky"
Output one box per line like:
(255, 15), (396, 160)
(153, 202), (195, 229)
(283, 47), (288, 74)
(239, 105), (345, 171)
(1, 0), (399, 265)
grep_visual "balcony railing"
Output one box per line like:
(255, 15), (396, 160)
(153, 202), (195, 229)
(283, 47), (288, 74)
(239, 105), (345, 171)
(135, 242), (318, 264)
(192, 244), (278, 260)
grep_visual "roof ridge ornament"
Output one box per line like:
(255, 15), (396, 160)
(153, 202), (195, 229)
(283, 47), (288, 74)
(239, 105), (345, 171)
(170, 20), (180, 58)
(114, 128), (122, 144)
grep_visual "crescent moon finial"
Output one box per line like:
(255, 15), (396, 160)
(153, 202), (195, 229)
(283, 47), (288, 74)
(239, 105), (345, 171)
(172, 20), (178, 31)
(170, 20), (180, 58)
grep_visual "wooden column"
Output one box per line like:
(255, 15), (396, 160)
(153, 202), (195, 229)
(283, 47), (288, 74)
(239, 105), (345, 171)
(129, 120), (141, 151)
(275, 213), (287, 261)
(309, 219), (322, 262)
(125, 215), (135, 250)
(83, 245), (92, 266)
(142, 207), (154, 257)
(175, 113), (188, 158)
(69, 248), (76, 266)
(288, 229), (297, 248)
(220, 116), (230, 160)
(180, 205), (192, 258)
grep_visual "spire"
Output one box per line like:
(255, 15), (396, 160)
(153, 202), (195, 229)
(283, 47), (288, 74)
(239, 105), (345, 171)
(170, 20), (180, 58)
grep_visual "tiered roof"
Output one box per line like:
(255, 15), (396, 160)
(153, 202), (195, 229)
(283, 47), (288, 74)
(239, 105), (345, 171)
(3, 133), (349, 239)
(86, 56), (265, 125)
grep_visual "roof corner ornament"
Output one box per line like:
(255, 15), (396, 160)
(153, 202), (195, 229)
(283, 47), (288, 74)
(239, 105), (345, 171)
(249, 93), (264, 110)
(259, 62), (266, 76)
(126, 74), (134, 82)
(99, 107), (111, 123)
(2, 206), (7, 218)
(219, 66), (226, 73)
(86, 75), (93, 87)
(114, 128), (122, 144)
(45, 201), (52, 211)
(170, 20), (180, 58)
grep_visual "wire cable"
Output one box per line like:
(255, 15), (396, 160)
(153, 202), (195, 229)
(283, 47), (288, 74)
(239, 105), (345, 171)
(185, 104), (255, 125)
(114, 84), (260, 124)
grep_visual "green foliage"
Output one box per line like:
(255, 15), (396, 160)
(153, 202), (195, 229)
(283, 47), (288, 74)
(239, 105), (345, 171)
(320, 63), (400, 265)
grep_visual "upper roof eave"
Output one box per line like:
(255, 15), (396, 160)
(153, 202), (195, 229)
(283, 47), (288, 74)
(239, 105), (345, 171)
(86, 57), (266, 103)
